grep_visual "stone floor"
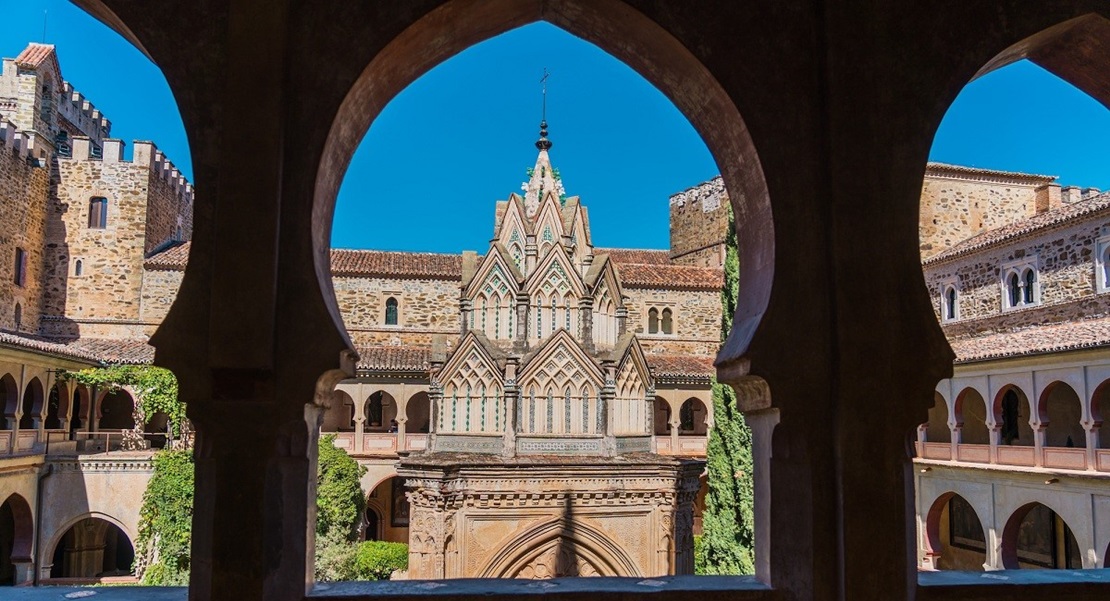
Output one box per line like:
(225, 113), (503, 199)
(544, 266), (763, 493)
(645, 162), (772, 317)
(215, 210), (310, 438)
(6, 572), (1110, 600)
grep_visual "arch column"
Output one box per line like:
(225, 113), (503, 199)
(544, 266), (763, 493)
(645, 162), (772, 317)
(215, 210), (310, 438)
(1032, 424), (1047, 467)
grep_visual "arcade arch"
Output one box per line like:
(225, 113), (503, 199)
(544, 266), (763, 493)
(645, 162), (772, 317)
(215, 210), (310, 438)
(17, 377), (43, 430)
(1001, 502), (1082, 570)
(995, 385), (1034, 446)
(923, 492), (986, 571)
(1040, 382), (1085, 448)
(925, 392), (951, 443)
(954, 388), (989, 444)
(653, 397), (671, 435)
(405, 392), (430, 434)
(364, 391), (397, 432)
(679, 398), (708, 436)
(0, 374), (17, 430)
(0, 494), (33, 586)
(49, 516), (135, 580)
(321, 389), (354, 432)
(97, 389), (135, 431)
(1094, 380), (1110, 449)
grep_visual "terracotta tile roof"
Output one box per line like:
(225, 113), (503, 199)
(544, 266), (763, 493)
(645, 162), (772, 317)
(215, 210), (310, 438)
(144, 241), (191, 270)
(0, 331), (101, 363)
(146, 242), (465, 280)
(925, 162), (1056, 183)
(615, 263), (723, 290)
(925, 192), (1110, 265)
(332, 249), (462, 279)
(948, 316), (1110, 363)
(0, 332), (153, 365)
(356, 346), (431, 372)
(14, 43), (55, 69)
(599, 248), (672, 265)
(647, 354), (716, 381)
(67, 338), (155, 364)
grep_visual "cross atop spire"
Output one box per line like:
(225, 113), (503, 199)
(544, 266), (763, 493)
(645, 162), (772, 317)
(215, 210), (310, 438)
(536, 68), (552, 151)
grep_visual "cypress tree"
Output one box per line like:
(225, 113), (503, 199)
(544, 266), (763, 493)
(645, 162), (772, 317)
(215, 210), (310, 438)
(697, 203), (755, 575)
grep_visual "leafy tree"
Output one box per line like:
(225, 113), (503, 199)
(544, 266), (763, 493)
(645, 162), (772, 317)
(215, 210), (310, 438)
(135, 449), (194, 585)
(316, 434), (367, 540)
(698, 203), (756, 575)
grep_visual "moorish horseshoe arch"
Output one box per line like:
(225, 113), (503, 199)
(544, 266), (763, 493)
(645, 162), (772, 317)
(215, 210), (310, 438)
(477, 516), (641, 578)
(311, 0), (774, 363)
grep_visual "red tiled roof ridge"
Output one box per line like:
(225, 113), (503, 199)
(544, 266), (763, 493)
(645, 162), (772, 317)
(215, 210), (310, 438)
(925, 162), (1056, 183)
(949, 315), (1110, 363)
(13, 43), (55, 68)
(924, 192), (1110, 266)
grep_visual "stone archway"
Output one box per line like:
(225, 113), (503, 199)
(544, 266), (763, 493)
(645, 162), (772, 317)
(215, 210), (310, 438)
(478, 517), (641, 579)
(0, 374), (17, 430)
(0, 494), (33, 585)
(1001, 502), (1083, 569)
(923, 492), (986, 571)
(48, 515), (135, 580)
(18, 377), (44, 431)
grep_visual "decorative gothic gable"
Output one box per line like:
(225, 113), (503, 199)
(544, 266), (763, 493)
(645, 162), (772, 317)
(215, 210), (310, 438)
(464, 247), (523, 341)
(534, 191), (567, 259)
(495, 195), (531, 273)
(612, 343), (651, 436)
(435, 333), (505, 434)
(517, 330), (604, 435)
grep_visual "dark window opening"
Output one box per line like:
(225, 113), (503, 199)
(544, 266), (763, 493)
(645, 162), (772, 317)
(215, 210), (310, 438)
(88, 197), (108, 229)
(1023, 269), (1036, 304)
(1001, 390), (1020, 445)
(13, 248), (26, 287)
(385, 297), (398, 325)
(648, 308), (659, 334)
(661, 308), (673, 334)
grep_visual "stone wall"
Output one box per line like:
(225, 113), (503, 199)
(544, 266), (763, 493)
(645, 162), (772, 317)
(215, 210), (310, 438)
(623, 286), (721, 356)
(140, 266), (184, 327)
(925, 209), (1110, 330)
(333, 275), (461, 345)
(0, 122), (49, 333)
(919, 166), (1052, 260)
(42, 140), (192, 329)
(669, 176), (727, 268)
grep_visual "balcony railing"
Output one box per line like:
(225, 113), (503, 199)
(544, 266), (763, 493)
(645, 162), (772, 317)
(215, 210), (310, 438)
(327, 431), (709, 457)
(915, 441), (1110, 473)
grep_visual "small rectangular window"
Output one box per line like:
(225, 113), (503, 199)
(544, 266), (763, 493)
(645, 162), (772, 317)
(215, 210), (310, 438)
(13, 248), (26, 287)
(88, 197), (108, 229)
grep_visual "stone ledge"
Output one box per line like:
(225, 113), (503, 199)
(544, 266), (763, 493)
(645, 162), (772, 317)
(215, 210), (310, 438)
(310, 575), (770, 599)
(918, 568), (1110, 600)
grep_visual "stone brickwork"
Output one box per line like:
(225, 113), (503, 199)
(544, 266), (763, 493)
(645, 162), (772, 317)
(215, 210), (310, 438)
(333, 275), (461, 338)
(41, 139), (193, 332)
(623, 287), (721, 357)
(0, 120), (49, 333)
(925, 212), (1108, 326)
(919, 164), (1055, 259)
(669, 176), (727, 268)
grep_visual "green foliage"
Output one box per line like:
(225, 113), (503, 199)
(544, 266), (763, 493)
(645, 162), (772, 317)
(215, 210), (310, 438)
(353, 541), (408, 580)
(135, 449), (194, 585)
(314, 528), (360, 582)
(64, 365), (185, 436)
(316, 434), (367, 541)
(693, 534), (706, 574)
(699, 203), (756, 575)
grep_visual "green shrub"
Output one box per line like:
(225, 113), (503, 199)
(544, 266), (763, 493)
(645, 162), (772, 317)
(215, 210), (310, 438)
(317, 434), (367, 541)
(693, 534), (706, 575)
(314, 529), (360, 582)
(354, 541), (408, 580)
(135, 449), (194, 585)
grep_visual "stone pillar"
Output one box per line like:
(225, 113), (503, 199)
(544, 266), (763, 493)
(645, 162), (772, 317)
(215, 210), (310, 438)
(514, 292), (529, 352)
(951, 424), (962, 460)
(1033, 424), (1046, 467)
(601, 360), (616, 457)
(1085, 423), (1098, 470)
(988, 427), (1001, 463)
(579, 296), (594, 352)
(524, 237), (537, 275)
(616, 304), (629, 338)
(459, 298), (472, 334)
(503, 358), (519, 456)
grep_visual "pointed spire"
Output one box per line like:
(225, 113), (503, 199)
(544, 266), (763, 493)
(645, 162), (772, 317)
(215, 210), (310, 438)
(523, 123), (560, 218)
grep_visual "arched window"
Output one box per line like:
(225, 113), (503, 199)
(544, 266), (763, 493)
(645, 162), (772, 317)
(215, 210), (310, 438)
(88, 197), (108, 229)
(74, 259), (83, 277)
(648, 308), (659, 334)
(367, 392), (384, 427)
(1023, 268), (1036, 304)
(1001, 389), (1020, 445)
(661, 308), (673, 334)
(944, 286), (957, 321)
(384, 297), (398, 325)
(1102, 246), (1110, 291)
(680, 400), (695, 431)
(1008, 272), (1021, 308)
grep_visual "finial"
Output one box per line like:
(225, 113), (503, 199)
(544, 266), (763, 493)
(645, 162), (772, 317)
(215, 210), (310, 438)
(536, 68), (552, 151)
(536, 119), (552, 151)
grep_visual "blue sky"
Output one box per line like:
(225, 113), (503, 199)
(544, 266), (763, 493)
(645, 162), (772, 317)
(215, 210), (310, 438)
(3, 1), (1110, 252)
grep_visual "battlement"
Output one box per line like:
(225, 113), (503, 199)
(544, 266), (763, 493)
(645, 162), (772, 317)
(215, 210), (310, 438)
(0, 116), (48, 164)
(58, 81), (111, 144)
(669, 175), (725, 210)
(64, 137), (194, 203)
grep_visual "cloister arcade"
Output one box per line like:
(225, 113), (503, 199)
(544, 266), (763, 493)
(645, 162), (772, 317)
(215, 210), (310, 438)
(920, 361), (1110, 471)
(0, 358), (142, 456)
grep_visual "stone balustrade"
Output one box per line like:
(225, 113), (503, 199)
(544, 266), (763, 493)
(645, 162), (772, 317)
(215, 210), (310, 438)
(915, 440), (1110, 473)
